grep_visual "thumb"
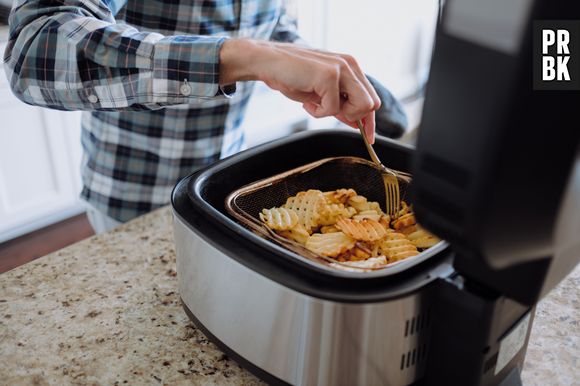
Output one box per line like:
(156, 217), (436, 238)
(362, 114), (376, 144)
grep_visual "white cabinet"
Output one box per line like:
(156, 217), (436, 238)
(0, 39), (84, 243)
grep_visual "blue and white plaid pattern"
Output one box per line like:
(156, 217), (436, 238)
(4, 0), (301, 221)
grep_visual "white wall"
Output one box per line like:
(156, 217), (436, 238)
(297, 0), (439, 99)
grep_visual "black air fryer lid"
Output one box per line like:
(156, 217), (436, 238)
(411, 0), (580, 305)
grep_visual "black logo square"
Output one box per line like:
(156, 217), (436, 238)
(533, 20), (580, 90)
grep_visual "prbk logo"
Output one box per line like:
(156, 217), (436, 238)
(542, 30), (571, 81)
(534, 21), (580, 90)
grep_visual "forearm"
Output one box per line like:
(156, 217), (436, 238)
(218, 39), (258, 85)
(3, 0), (228, 111)
(219, 39), (312, 85)
(219, 39), (283, 85)
(4, 0), (380, 141)
(219, 38), (381, 142)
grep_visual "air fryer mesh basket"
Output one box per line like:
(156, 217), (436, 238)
(231, 157), (412, 217)
(225, 156), (432, 272)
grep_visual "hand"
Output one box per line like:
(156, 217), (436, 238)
(219, 39), (381, 143)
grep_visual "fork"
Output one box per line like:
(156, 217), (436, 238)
(356, 119), (401, 218)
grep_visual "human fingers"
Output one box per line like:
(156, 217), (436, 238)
(254, 43), (374, 122)
(278, 88), (320, 104)
(287, 47), (381, 111)
(309, 67), (341, 118)
(338, 65), (376, 123)
(335, 110), (376, 144)
(338, 54), (381, 110)
(363, 112), (376, 144)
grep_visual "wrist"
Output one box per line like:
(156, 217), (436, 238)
(219, 39), (268, 85)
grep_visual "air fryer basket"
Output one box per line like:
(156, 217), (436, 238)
(226, 156), (442, 272)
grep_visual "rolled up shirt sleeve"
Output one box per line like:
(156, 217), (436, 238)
(2, 0), (231, 111)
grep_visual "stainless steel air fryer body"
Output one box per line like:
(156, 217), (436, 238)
(174, 216), (449, 385)
(171, 131), (456, 386)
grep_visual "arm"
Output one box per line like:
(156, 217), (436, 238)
(264, 1), (382, 141)
(220, 39), (381, 143)
(3, 0), (228, 111)
(3, 0), (380, 142)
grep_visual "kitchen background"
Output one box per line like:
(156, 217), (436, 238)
(0, 0), (439, 265)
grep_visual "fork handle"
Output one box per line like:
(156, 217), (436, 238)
(357, 120), (383, 167)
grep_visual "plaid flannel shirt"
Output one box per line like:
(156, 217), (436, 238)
(3, 0), (301, 222)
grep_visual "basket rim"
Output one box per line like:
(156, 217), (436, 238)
(224, 156), (446, 275)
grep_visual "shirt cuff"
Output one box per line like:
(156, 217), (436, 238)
(152, 35), (235, 100)
(218, 83), (237, 98)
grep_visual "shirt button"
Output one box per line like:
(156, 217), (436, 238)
(88, 94), (98, 103)
(180, 80), (192, 96)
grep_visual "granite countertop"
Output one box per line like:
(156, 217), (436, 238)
(0, 206), (578, 385)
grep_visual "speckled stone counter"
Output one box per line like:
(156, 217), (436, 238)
(0, 206), (578, 385)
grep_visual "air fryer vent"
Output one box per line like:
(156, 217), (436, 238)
(404, 309), (431, 337)
(400, 343), (429, 370)
(400, 310), (432, 372)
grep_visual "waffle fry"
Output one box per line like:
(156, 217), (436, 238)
(368, 201), (383, 213)
(305, 232), (356, 257)
(378, 232), (419, 262)
(352, 209), (382, 222)
(347, 195), (369, 212)
(392, 212), (416, 231)
(399, 225), (417, 235)
(352, 242), (374, 260)
(320, 225), (340, 234)
(379, 215), (392, 231)
(341, 255), (388, 269)
(259, 188), (439, 270)
(347, 195), (365, 209)
(318, 203), (356, 226)
(407, 226), (440, 248)
(336, 218), (388, 242)
(398, 201), (410, 217)
(348, 195), (383, 214)
(323, 188), (357, 205)
(284, 189), (326, 232)
(276, 224), (310, 245)
(259, 207), (299, 231)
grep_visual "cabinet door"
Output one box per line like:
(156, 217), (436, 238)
(0, 44), (83, 242)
